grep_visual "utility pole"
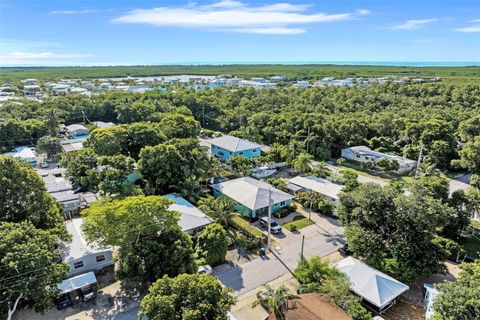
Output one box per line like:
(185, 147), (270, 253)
(300, 235), (305, 260)
(306, 126), (311, 154)
(415, 144), (424, 179)
(267, 188), (272, 250)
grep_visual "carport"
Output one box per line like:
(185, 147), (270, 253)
(335, 257), (409, 314)
(59, 271), (97, 295)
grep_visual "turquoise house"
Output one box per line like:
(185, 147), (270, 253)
(209, 135), (262, 162)
(213, 177), (294, 218)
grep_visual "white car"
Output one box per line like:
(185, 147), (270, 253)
(259, 217), (282, 234)
(198, 265), (213, 275)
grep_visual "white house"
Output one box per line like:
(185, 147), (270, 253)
(287, 176), (344, 205)
(93, 121), (116, 129)
(335, 257), (409, 313)
(4, 146), (38, 166)
(23, 78), (38, 85)
(62, 218), (114, 277)
(66, 124), (89, 138)
(239, 80), (277, 89)
(341, 146), (416, 174)
(292, 81), (312, 88)
(23, 85), (41, 95)
(423, 283), (439, 319)
(164, 194), (213, 236)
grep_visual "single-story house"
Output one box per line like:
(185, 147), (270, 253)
(209, 135), (263, 161)
(341, 146), (416, 174)
(51, 191), (81, 216)
(335, 257), (409, 313)
(61, 140), (84, 153)
(3, 146), (38, 166)
(164, 194), (213, 236)
(62, 218), (114, 277)
(58, 271), (97, 297)
(423, 283), (439, 320)
(287, 176), (344, 205)
(93, 121), (116, 129)
(65, 124), (89, 138)
(213, 177), (295, 218)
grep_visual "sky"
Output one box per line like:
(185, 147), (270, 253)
(0, 0), (479, 66)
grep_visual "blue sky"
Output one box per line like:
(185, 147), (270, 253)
(0, 0), (479, 66)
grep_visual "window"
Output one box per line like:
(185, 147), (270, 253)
(365, 156), (369, 160)
(252, 149), (257, 152)
(280, 201), (286, 206)
(73, 261), (84, 269)
(356, 155), (360, 158)
(239, 152), (244, 155)
(96, 255), (105, 263)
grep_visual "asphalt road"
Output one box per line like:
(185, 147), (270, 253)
(214, 223), (343, 296)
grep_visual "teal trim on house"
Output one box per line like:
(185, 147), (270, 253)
(211, 145), (261, 161)
(213, 189), (292, 219)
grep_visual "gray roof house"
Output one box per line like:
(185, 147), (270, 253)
(164, 193), (213, 236)
(65, 124), (89, 138)
(62, 218), (114, 277)
(209, 135), (263, 161)
(213, 177), (295, 218)
(287, 176), (344, 205)
(341, 146), (416, 174)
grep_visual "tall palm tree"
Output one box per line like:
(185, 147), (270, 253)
(252, 285), (298, 320)
(292, 153), (314, 174)
(198, 196), (236, 227)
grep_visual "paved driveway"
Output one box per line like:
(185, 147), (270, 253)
(214, 216), (344, 296)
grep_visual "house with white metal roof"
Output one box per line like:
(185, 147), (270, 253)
(3, 146), (38, 166)
(209, 135), (263, 161)
(341, 146), (416, 174)
(287, 176), (344, 205)
(213, 177), (295, 218)
(335, 257), (409, 313)
(61, 218), (114, 277)
(164, 193), (213, 236)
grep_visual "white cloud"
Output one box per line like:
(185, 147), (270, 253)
(0, 51), (94, 64)
(390, 18), (438, 30)
(112, 1), (370, 35)
(455, 19), (480, 33)
(455, 25), (480, 33)
(49, 9), (96, 15)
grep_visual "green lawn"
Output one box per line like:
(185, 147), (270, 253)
(282, 216), (314, 232)
(460, 220), (480, 259)
(231, 215), (264, 238)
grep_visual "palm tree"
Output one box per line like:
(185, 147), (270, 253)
(198, 196), (236, 227)
(292, 153), (314, 174)
(311, 161), (330, 178)
(252, 285), (298, 320)
(285, 140), (302, 165)
(169, 176), (204, 204)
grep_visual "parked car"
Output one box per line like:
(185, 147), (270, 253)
(338, 243), (352, 256)
(39, 162), (49, 168)
(198, 265), (213, 275)
(56, 294), (72, 310)
(259, 217), (282, 234)
(80, 286), (96, 302)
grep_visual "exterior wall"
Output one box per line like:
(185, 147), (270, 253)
(213, 189), (292, 218)
(210, 145), (261, 161)
(66, 250), (114, 277)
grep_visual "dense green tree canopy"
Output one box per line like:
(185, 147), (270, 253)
(432, 261), (480, 320)
(338, 183), (452, 282)
(81, 196), (196, 281)
(0, 156), (65, 236)
(139, 273), (236, 320)
(195, 223), (229, 267)
(0, 221), (69, 320)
